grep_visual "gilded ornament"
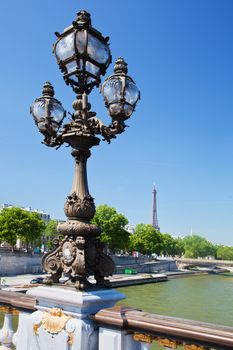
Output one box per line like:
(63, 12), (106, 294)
(0, 306), (19, 315)
(33, 323), (40, 335)
(67, 332), (74, 345)
(41, 308), (71, 334)
(157, 338), (178, 349)
(184, 345), (208, 350)
(133, 333), (153, 343)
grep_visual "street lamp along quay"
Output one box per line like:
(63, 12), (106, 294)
(30, 10), (140, 290)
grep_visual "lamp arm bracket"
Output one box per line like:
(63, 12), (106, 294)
(42, 133), (64, 148)
(88, 116), (127, 143)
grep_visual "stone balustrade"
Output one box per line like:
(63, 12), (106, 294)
(0, 289), (232, 350)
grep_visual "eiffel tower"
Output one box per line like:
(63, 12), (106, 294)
(152, 185), (160, 230)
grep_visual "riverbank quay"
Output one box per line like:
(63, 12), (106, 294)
(0, 269), (211, 291)
(166, 270), (209, 279)
(113, 256), (178, 274)
(110, 270), (210, 287)
(110, 273), (168, 287)
(1, 273), (168, 290)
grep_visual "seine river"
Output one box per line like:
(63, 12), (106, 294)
(117, 274), (233, 327)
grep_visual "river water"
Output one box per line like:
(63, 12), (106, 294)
(117, 274), (233, 327)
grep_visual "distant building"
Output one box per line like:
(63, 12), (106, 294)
(125, 224), (135, 234)
(1, 203), (51, 224)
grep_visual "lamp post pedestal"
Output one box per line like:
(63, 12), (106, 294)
(16, 286), (125, 350)
(27, 286), (125, 318)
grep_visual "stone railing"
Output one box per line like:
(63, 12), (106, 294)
(93, 306), (233, 350)
(0, 291), (36, 349)
(0, 290), (232, 350)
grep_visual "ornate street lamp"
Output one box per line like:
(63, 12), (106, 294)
(30, 10), (140, 290)
(30, 82), (66, 146)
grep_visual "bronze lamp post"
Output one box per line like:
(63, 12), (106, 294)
(30, 10), (140, 290)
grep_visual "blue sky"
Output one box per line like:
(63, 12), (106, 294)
(0, 0), (233, 245)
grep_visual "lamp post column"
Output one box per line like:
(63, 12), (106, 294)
(42, 99), (115, 290)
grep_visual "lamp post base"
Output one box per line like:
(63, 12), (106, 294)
(13, 286), (125, 350)
(27, 285), (125, 317)
(42, 232), (115, 290)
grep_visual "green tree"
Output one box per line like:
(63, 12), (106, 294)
(160, 234), (185, 257)
(0, 207), (45, 250)
(183, 235), (216, 259)
(92, 205), (129, 252)
(161, 233), (176, 256)
(130, 224), (163, 255)
(173, 237), (185, 257)
(44, 220), (58, 249)
(216, 246), (233, 260)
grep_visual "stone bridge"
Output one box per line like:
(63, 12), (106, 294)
(176, 258), (233, 271)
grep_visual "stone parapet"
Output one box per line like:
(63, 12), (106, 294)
(114, 260), (177, 274)
(0, 254), (42, 276)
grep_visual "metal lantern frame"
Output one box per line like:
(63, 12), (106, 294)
(101, 57), (140, 120)
(53, 10), (112, 94)
(30, 82), (66, 142)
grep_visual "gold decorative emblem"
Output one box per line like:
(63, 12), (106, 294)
(157, 338), (178, 349)
(184, 345), (208, 350)
(133, 333), (153, 343)
(41, 308), (71, 334)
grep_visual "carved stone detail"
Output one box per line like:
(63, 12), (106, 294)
(64, 192), (95, 219)
(58, 220), (101, 237)
(42, 243), (63, 284)
(32, 308), (76, 345)
(42, 233), (114, 289)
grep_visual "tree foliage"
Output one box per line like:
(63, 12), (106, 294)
(0, 207), (45, 248)
(161, 234), (185, 257)
(92, 205), (129, 251)
(130, 224), (163, 255)
(216, 245), (233, 260)
(182, 235), (216, 258)
(173, 237), (185, 257)
(44, 219), (58, 249)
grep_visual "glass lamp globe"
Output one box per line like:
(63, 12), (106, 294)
(30, 82), (65, 137)
(101, 58), (140, 120)
(53, 10), (111, 94)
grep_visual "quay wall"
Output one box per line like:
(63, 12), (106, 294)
(0, 252), (42, 276)
(112, 255), (153, 266)
(114, 260), (178, 274)
(0, 253), (178, 276)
